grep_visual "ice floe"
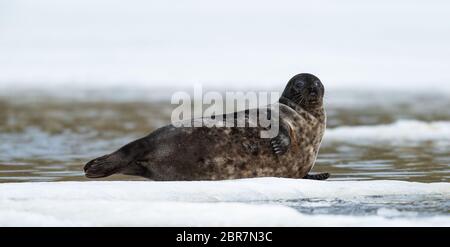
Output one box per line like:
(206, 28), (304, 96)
(325, 120), (450, 144)
(0, 178), (448, 226)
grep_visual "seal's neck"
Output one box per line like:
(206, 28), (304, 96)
(279, 96), (325, 122)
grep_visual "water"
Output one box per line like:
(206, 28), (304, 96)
(1, 89), (449, 183)
(270, 195), (450, 217)
(0, 88), (449, 225)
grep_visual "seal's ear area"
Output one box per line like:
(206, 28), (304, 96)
(84, 154), (123, 178)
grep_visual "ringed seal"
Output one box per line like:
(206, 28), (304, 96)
(84, 73), (329, 180)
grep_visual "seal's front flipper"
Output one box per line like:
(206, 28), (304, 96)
(303, 172), (330, 180)
(270, 124), (291, 155)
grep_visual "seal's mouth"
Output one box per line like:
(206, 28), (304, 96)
(303, 93), (318, 104)
(307, 98), (321, 105)
(84, 154), (121, 178)
(305, 89), (323, 105)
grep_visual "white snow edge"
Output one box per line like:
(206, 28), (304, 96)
(325, 120), (450, 143)
(1, 178), (448, 202)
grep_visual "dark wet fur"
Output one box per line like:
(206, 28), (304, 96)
(84, 73), (328, 181)
(303, 172), (330, 180)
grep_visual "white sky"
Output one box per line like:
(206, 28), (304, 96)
(0, 0), (449, 90)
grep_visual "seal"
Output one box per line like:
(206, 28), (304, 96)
(84, 73), (329, 181)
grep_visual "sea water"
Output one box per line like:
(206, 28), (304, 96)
(0, 89), (449, 226)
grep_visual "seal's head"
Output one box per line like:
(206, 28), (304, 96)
(281, 73), (324, 109)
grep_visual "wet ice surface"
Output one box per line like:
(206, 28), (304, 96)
(0, 89), (449, 225)
(271, 195), (450, 217)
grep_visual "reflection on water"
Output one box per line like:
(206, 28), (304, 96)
(0, 89), (449, 183)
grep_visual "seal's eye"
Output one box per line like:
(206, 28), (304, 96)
(294, 80), (304, 90)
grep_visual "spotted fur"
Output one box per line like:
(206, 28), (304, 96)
(84, 73), (328, 181)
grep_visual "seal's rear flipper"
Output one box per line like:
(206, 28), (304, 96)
(303, 172), (330, 180)
(84, 154), (125, 178)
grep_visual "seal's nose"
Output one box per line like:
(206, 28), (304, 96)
(309, 88), (318, 97)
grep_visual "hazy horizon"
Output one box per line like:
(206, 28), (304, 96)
(1, 0), (450, 90)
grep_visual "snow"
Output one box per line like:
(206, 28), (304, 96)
(1, 178), (448, 202)
(1, 201), (449, 227)
(0, 178), (448, 226)
(326, 120), (450, 144)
